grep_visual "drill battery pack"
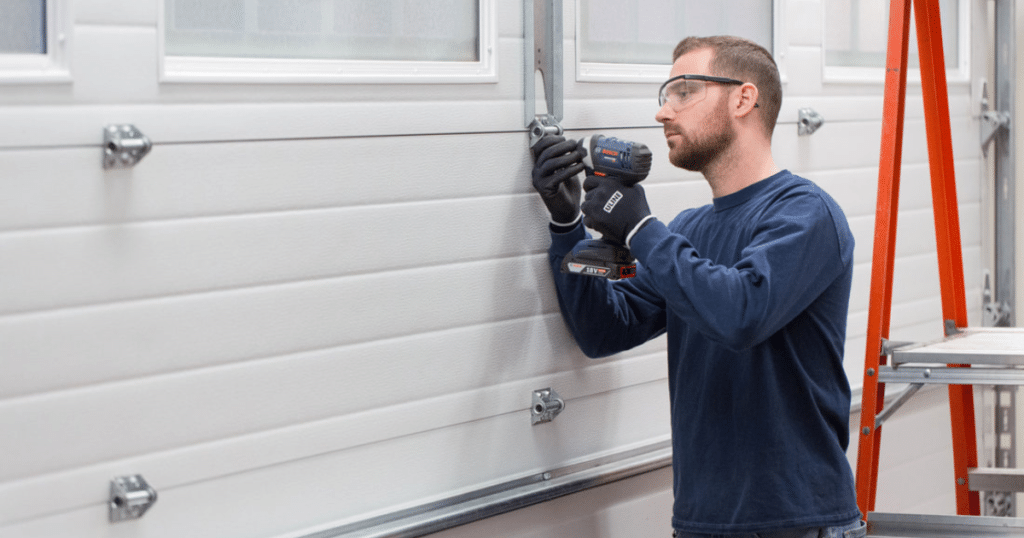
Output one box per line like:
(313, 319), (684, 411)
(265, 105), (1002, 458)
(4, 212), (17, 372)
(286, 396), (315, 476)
(560, 239), (637, 280)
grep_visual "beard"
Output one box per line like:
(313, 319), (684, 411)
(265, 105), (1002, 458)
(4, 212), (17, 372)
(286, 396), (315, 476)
(668, 94), (736, 172)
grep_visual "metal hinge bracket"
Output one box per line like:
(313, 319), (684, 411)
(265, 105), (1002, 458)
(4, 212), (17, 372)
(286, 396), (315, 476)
(109, 474), (158, 523)
(981, 81), (1011, 155)
(984, 270), (1013, 327)
(104, 124), (152, 169)
(531, 388), (565, 425)
(527, 116), (563, 148)
(798, 108), (824, 136)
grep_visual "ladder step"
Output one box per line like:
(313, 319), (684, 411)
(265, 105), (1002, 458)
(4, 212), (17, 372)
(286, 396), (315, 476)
(892, 327), (1024, 367)
(867, 511), (1024, 537)
(969, 467), (1024, 492)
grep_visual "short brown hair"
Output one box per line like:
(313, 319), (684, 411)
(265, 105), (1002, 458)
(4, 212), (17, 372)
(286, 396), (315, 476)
(673, 36), (781, 138)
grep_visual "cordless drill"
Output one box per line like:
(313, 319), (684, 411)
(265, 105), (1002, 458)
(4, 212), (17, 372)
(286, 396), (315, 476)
(562, 135), (652, 280)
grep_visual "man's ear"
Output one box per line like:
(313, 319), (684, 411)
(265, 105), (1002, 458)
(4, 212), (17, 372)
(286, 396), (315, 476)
(734, 83), (760, 118)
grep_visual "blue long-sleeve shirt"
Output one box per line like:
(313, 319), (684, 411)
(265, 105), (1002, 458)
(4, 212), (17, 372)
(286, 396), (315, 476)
(548, 170), (861, 533)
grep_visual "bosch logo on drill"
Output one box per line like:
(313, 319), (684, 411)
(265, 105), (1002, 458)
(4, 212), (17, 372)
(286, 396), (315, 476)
(603, 191), (623, 213)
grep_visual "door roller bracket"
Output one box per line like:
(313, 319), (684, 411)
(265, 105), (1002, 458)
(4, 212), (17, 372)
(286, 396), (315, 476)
(528, 116), (563, 148)
(104, 124), (151, 170)
(109, 474), (158, 523)
(532, 388), (565, 425)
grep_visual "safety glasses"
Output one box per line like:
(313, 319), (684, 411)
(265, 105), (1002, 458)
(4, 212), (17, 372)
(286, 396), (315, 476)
(658, 74), (758, 110)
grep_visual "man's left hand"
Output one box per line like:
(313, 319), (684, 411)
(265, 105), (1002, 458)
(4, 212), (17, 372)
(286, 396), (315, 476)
(581, 174), (653, 247)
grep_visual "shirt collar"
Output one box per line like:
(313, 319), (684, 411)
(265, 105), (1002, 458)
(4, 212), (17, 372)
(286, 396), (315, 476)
(712, 169), (789, 212)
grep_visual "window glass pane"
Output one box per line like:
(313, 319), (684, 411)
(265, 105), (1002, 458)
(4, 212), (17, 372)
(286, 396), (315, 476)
(825, 0), (959, 69)
(0, 0), (46, 54)
(165, 0), (479, 62)
(580, 0), (773, 65)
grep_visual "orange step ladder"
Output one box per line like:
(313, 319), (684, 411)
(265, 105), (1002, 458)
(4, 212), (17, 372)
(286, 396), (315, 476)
(854, 0), (976, 519)
(855, 2), (1024, 535)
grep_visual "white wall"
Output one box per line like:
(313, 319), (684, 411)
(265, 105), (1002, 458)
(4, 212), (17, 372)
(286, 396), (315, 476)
(0, 0), (989, 536)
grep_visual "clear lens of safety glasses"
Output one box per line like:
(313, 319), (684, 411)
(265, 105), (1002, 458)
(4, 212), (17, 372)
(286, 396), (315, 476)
(659, 79), (707, 110)
(657, 74), (750, 110)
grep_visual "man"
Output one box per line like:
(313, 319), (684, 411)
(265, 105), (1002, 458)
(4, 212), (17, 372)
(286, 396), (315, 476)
(531, 36), (864, 538)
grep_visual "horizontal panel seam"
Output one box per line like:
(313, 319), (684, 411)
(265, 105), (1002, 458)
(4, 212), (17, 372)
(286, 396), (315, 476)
(0, 191), (546, 235)
(1, 308), (646, 402)
(0, 360), (670, 524)
(0, 249), (551, 319)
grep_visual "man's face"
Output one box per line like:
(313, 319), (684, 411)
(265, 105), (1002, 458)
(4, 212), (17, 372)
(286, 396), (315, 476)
(655, 49), (736, 173)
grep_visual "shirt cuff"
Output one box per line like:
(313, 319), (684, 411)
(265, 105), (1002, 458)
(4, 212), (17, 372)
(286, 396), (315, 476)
(625, 215), (658, 250)
(550, 211), (582, 229)
(627, 217), (670, 265)
(549, 221), (588, 256)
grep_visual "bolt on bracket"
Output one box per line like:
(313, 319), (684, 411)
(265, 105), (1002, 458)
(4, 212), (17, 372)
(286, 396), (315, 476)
(798, 108), (825, 136)
(527, 116), (563, 148)
(109, 474), (157, 523)
(532, 388), (565, 425)
(103, 125), (151, 170)
(980, 81), (1011, 156)
(983, 270), (1013, 327)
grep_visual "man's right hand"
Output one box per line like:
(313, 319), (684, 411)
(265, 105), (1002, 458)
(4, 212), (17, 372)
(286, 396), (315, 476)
(531, 135), (586, 226)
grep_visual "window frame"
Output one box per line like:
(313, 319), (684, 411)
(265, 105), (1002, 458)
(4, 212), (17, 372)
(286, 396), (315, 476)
(0, 0), (71, 84)
(158, 0), (497, 84)
(822, 0), (970, 84)
(574, 0), (786, 84)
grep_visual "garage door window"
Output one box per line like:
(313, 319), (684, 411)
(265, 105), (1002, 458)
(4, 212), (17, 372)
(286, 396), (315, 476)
(0, 0), (70, 82)
(577, 0), (776, 82)
(824, 0), (965, 81)
(162, 0), (495, 83)
(0, 0), (46, 54)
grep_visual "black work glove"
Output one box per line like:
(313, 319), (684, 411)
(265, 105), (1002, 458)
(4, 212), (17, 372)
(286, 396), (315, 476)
(531, 135), (586, 226)
(581, 174), (654, 248)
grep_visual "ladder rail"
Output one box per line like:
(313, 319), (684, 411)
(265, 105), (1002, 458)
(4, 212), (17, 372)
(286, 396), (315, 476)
(855, 0), (912, 517)
(913, 0), (979, 514)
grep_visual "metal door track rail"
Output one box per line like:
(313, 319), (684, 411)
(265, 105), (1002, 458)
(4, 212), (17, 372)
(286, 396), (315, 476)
(866, 512), (1024, 537)
(299, 440), (672, 538)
